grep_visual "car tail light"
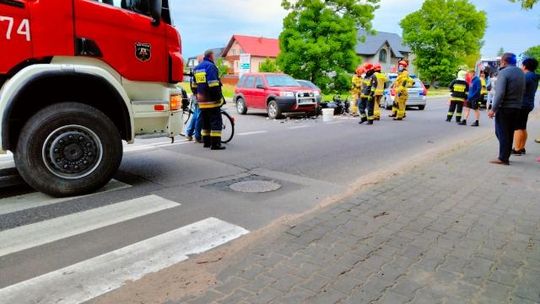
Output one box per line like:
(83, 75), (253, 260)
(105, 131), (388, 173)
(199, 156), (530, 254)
(169, 94), (181, 111)
(154, 104), (165, 111)
(421, 84), (428, 96)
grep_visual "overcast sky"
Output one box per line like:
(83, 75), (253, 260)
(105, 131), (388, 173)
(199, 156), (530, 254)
(172, 0), (540, 59)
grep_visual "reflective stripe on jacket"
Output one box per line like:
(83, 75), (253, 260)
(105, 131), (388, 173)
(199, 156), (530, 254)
(374, 72), (387, 96)
(192, 58), (223, 109)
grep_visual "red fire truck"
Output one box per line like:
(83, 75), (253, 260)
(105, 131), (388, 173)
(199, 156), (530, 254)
(0, 0), (184, 197)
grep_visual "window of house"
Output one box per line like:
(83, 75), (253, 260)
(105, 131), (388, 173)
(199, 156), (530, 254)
(379, 49), (388, 63)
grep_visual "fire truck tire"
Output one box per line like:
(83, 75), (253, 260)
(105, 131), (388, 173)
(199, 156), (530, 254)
(14, 102), (123, 197)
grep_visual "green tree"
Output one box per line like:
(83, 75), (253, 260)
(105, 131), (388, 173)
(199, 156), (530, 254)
(524, 45), (540, 59)
(509, 0), (538, 9)
(216, 58), (229, 77)
(259, 58), (280, 73)
(400, 0), (487, 85)
(464, 51), (481, 69)
(497, 47), (505, 56)
(278, 0), (379, 93)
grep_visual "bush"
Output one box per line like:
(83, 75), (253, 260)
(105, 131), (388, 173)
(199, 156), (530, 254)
(259, 58), (279, 73)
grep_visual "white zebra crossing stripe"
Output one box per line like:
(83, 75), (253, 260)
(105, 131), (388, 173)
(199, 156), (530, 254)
(0, 217), (249, 304)
(0, 195), (179, 257)
(0, 179), (131, 216)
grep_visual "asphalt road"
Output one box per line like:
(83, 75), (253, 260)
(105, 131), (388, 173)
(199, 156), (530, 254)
(0, 96), (500, 303)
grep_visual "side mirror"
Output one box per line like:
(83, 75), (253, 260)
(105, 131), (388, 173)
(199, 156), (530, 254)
(256, 84), (265, 89)
(149, 0), (162, 26)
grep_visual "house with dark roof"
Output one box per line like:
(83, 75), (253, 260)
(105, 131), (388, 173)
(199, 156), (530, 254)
(356, 30), (415, 73)
(221, 35), (280, 75)
(185, 47), (225, 71)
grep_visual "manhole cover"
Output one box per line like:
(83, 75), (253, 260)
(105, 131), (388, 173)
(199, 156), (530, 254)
(229, 180), (282, 193)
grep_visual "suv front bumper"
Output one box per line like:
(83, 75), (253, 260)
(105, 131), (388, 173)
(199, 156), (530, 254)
(275, 96), (318, 113)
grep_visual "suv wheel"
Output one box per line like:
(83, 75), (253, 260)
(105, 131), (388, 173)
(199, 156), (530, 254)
(267, 100), (283, 119)
(236, 97), (247, 115)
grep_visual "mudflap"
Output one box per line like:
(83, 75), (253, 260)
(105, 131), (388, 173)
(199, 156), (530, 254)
(167, 110), (183, 142)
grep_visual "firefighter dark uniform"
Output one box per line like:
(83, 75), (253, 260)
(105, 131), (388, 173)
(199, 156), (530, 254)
(192, 57), (225, 150)
(373, 65), (387, 120)
(447, 73), (469, 123)
(358, 66), (377, 125)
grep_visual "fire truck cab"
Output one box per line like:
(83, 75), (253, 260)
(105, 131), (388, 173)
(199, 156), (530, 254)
(0, 0), (184, 196)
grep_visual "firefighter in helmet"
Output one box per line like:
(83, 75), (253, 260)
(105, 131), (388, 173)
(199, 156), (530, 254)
(358, 63), (377, 125)
(373, 63), (387, 120)
(192, 50), (226, 150)
(350, 66), (364, 116)
(390, 60), (413, 120)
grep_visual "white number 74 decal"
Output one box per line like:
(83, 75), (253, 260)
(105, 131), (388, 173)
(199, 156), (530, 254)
(0, 16), (31, 42)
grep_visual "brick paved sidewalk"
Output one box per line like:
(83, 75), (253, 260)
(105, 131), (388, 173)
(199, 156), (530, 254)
(175, 135), (540, 304)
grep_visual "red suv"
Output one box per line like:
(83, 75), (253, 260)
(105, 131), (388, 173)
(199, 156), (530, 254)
(234, 73), (319, 119)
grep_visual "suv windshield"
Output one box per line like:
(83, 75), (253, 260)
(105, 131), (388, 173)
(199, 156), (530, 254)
(297, 80), (318, 90)
(266, 75), (300, 87)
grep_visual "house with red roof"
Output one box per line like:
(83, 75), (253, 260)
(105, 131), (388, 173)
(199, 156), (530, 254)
(222, 35), (280, 75)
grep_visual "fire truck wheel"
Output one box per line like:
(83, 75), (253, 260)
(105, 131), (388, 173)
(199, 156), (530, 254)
(15, 102), (123, 197)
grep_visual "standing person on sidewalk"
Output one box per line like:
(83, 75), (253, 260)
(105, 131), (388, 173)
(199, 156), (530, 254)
(488, 53), (526, 165)
(460, 69), (482, 127)
(512, 58), (539, 155)
(447, 70), (469, 123)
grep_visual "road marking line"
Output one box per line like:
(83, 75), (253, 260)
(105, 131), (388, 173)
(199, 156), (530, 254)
(288, 125), (309, 130)
(123, 145), (158, 153)
(0, 180), (131, 216)
(0, 217), (249, 304)
(0, 195), (179, 257)
(153, 141), (190, 148)
(124, 141), (190, 153)
(237, 131), (268, 136)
